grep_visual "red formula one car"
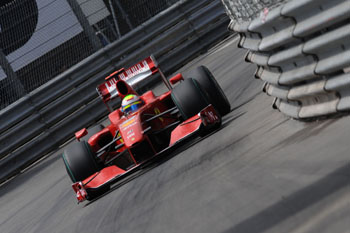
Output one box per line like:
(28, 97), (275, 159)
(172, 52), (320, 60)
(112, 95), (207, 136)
(62, 56), (230, 203)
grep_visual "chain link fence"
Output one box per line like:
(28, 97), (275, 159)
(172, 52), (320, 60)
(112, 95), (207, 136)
(0, 0), (179, 110)
(221, 0), (291, 23)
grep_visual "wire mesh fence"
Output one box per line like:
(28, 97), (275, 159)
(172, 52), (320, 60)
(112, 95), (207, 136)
(0, 0), (179, 110)
(221, 0), (291, 23)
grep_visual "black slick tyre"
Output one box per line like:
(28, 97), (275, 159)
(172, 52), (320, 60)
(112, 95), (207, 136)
(62, 141), (99, 183)
(186, 66), (230, 115)
(171, 78), (209, 120)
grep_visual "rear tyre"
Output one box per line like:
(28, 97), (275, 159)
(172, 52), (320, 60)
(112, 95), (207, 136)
(185, 66), (230, 116)
(171, 78), (209, 120)
(62, 141), (99, 183)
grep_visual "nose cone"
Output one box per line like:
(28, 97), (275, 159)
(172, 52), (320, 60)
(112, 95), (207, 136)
(119, 115), (144, 147)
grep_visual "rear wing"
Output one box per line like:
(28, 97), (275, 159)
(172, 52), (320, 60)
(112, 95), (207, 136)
(96, 55), (170, 104)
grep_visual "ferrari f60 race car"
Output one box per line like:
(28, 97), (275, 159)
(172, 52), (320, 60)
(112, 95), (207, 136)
(62, 56), (230, 203)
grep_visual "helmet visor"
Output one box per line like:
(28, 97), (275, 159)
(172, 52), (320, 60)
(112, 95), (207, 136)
(123, 101), (143, 114)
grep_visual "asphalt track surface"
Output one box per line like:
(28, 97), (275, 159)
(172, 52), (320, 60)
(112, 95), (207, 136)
(1, 35), (349, 233)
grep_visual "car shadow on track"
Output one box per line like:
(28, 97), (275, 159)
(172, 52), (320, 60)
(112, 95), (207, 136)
(221, 163), (350, 233)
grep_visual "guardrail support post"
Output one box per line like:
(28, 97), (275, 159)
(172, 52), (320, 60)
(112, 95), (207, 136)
(108, 0), (122, 38)
(66, 0), (103, 51)
(114, 0), (134, 30)
(0, 49), (26, 98)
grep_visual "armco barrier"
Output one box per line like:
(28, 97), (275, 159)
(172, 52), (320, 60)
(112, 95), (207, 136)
(222, 0), (350, 119)
(0, 0), (230, 183)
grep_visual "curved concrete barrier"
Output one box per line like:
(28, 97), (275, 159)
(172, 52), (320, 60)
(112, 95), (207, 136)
(222, 0), (350, 119)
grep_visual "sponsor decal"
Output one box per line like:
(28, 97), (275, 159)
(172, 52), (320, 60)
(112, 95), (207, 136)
(119, 60), (150, 81)
(117, 131), (123, 143)
(206, 110), (218, 122)
(127, 133), (135, 140)
(201, 106), (219, 125)
(121, 116), (137, 129)
(154, 107), (164, 122)
(126, 129), (135, 140)
(104, 77), (118, 98)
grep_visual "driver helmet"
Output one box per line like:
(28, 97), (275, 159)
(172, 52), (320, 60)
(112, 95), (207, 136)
(121, 94), (143, 115)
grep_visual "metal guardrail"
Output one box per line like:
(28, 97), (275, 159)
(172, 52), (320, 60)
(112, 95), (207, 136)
(0, 0), (230, 183)
(222, 0), (350, 119)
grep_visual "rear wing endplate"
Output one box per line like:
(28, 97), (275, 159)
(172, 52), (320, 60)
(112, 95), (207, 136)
(97, 55), (166, 103)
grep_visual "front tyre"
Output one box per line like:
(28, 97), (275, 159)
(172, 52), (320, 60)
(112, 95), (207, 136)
(62, 141), (99, 183)
(186, 66), (230, 116)
(171, 78), (209, 120)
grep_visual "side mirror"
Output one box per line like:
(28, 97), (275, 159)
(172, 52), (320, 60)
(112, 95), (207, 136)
(169, 73), (184, 85)
(75, 128), (88, 141)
